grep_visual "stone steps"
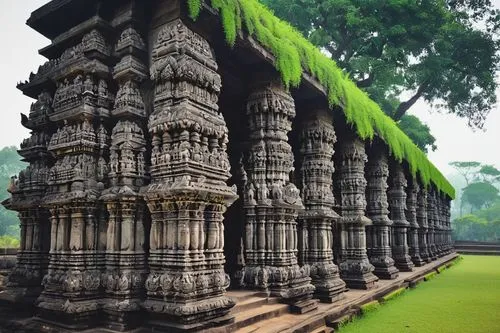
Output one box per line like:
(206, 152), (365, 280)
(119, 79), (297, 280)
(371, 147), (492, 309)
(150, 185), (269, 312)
(220, 253), (459, 333)
(207, 292), (289, 333)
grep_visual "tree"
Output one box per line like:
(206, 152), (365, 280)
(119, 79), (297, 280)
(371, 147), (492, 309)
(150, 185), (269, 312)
(462, 182), (499, 212)
(478, 164), (500, 184)
(0, 235), (20, 250)
(397, 115), (436, 153)
(449, 161), (481, 186)
(0, 146), (26, 238)
(452, 199), (500, 242)
(453, 214), (489, 241)
(262, 0), (500, 128)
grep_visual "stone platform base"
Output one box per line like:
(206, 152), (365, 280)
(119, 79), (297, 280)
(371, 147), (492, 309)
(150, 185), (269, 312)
(0, 253), (458, 333)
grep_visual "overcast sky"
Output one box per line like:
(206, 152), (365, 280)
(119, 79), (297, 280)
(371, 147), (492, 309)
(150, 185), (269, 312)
(1, 1), (499, 177)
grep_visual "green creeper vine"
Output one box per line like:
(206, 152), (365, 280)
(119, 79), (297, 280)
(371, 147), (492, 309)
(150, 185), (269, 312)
(186, 0), (455, 199)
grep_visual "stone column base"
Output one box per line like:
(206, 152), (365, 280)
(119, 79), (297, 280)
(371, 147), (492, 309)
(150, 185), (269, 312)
(370, 256), (400, 280)
(411, 255), (426, 267)
(340, 259), (378, 290)
(102, 302), (143, 332)
(0, 286), (41, 314)
(394, 254), (415, 272)
(144, 296), (235, 332)
(36, 298), (100, 331)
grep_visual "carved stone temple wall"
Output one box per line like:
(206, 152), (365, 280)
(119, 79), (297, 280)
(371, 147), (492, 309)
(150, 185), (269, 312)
(1, 0), (454, 332)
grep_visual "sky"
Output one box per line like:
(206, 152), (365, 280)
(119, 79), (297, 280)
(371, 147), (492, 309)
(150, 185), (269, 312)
(0, 1), (499, 178)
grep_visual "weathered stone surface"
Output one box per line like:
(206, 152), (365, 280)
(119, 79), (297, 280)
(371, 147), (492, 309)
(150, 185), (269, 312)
(1, 1), (454, 331)
(417, 188), (432, 263)
(335, 133), (378, 290)
(297, 109), (346, 303)
(365, 144), (399, 280)
(142, 19), (238, 330)
(427, 188), (439, 261)
(406, 179), (425, 267)
(388, 161), (414, 272)
(238, 76), (315, 308)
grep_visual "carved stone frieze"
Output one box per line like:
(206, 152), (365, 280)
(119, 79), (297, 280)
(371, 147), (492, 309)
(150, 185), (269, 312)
(51, 75), (114, 120)
(115, 27), (147, 55)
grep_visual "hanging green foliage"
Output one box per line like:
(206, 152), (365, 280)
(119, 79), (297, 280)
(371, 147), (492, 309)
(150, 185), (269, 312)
(186, 0), (455, 199)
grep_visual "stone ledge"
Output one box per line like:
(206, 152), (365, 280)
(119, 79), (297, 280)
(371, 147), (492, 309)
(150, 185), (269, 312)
(0, 253), (459, 333)
(224, 253), (459, 333)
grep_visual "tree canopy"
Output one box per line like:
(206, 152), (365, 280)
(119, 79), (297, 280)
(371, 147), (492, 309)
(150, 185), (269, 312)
(449, 161), (482, 186)
(462, 181), (499, 211)
(262, 0), (500, 128)
(397, 114), (436, 152)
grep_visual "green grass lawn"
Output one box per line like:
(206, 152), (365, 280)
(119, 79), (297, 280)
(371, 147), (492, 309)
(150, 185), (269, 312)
(339, 256), (500, 333)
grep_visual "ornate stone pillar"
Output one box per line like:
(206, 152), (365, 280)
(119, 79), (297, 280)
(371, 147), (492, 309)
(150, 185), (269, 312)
(239, 76), (315, 312)
(445, 197), (453, 254)
(1, 208), (50, 305)
(100, 26), (149, 331)
(365, 144), (399, 279)
(427, 188), (438, 260)
(435, 193), (443, 256)
(388, 161), (414, 271)
(335, 133), (378, 289)
(406, 179), (425, 266)
(1, 95), (53, 306)
(417, 188), (431, 263)
(35, 28), (113, 328)
(297, 108), (346, 303)
(143, 19), (238, 330)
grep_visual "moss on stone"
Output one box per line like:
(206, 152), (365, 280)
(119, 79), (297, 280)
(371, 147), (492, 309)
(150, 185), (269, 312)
(185, 0), (455, 199)
(424, 271), (438, 281)
(381, 287), (407, 303)
(360, 300), (381, 315)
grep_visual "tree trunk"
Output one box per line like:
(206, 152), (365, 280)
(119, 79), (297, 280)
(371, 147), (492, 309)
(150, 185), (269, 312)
(392, 81), (430, 120)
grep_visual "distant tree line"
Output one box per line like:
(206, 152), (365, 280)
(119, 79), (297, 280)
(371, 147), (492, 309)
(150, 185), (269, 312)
(450, 161), (500, 242)
(0, 146), (27, 243)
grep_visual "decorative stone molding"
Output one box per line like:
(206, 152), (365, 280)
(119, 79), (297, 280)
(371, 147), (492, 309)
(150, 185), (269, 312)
(298, 109), (346, 303)
(406, 179), (425, 266)
(335, 133), (378, 289)
(427, 188), (438, 261)
(388, 161), (414, 271)
(142, 19), (238, 329)
(417, 187), (432, 263)
(365, 144), (399, 279)
(238, 76), (315, 311)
